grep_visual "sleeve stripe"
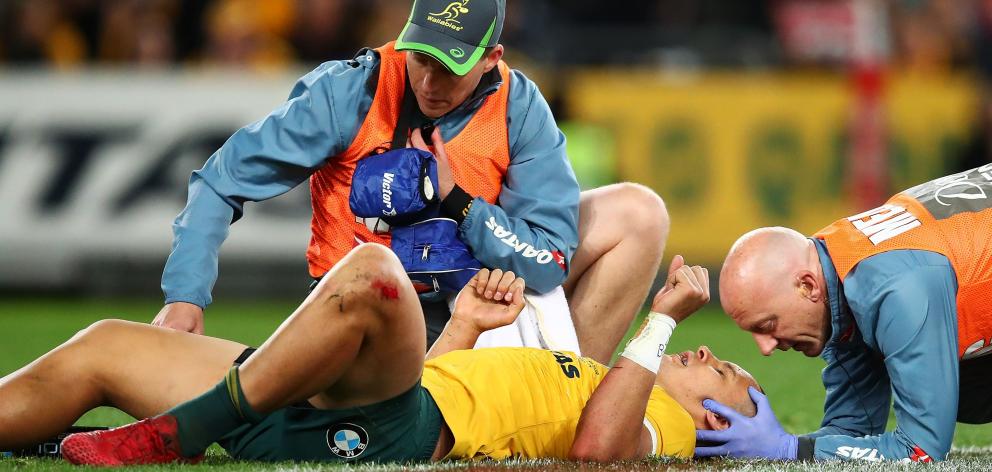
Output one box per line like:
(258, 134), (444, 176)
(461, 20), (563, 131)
(643, 418), (659, 455)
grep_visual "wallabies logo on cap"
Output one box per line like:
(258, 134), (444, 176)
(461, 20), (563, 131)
(431, 1), (471, 23)
(428, 1), (470, 31)
(326, 423), (369, 459)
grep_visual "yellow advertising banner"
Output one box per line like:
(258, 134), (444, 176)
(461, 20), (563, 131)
(566, 71), (977, 264)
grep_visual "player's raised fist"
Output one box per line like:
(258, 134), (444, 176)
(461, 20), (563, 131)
(650, 255), (710, 323)
(151, 302), (205, 334)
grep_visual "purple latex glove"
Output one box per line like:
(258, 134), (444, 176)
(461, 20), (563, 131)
(695, 386), (798, 460)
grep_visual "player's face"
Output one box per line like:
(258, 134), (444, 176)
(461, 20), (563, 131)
(656, 346), (758, 430)
(728, 288), (831, 358)
(406, 47), (502, 119)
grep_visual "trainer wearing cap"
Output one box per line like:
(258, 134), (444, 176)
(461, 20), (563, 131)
(153, 0), (671, 364)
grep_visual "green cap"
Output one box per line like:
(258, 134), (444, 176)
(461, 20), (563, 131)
(396, 0), (505, 76)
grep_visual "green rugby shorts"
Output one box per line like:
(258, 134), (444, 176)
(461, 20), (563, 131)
(217, 348), (441, 463)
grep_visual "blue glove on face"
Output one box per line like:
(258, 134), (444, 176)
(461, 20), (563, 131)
(695, 386), (798, 460)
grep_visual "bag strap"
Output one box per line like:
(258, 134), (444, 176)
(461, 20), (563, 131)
(391, 77), (422, 150)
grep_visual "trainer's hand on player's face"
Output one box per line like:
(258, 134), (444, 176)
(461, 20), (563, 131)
(650, 255), (710, 323)
(151, 302), (204, 335)
(409, 127), (455, 200)
(454, 269), (526, 332)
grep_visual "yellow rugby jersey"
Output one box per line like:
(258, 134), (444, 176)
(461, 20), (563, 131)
(421, 347), (695, 460)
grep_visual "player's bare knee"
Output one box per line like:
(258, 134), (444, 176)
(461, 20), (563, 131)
(312, 253), (408, 319)
(348, 242), (399, 265)
(57, 320), (135, 376)
(69, 319), (134, 344)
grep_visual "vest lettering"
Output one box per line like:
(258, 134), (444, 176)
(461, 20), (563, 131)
(865, 212), (921, 245)
(848, 204), (901, 230)
(847, 205), (921, 245)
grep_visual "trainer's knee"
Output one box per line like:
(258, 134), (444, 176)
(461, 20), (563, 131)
(599, 183), (669, 239)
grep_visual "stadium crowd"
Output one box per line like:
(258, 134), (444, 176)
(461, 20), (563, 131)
(2, 0), (990, 71)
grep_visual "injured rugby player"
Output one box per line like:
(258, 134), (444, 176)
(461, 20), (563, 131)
(0, 244), (759, 465)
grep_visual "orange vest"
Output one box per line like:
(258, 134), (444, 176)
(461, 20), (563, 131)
(306, 42), (512, 277)
(814, 168), (992, 359)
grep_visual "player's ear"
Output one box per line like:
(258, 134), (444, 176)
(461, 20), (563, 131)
(704, 409), (730, 431)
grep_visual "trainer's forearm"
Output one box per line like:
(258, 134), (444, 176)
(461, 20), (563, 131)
(569, 357), (655, 461)
(162, 180), (235, 308)
(426, 317), (482, 360)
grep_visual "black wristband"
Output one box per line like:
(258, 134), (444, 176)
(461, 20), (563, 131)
(796, 436), (816, 461)
(441, 184), (474, 225)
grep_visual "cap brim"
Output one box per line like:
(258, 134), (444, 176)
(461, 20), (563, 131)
(395, 20), (495, 76)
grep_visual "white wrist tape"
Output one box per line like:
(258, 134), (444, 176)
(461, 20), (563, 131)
(621, 312), (677, 374)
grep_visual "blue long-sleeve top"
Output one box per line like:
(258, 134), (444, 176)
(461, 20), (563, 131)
(803, 238), (959, 462)
(162, 48), (580, 308)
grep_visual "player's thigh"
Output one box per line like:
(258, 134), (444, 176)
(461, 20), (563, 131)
(350, 295), (426, 383)
(318, 300), (426, 408)
(87, 320), (247, 418)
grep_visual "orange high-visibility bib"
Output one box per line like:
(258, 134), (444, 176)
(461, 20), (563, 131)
(307, 42), (511, 277)
(814, 166), (992, 359)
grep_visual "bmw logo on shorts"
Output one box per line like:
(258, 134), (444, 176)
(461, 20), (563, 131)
(326, 423), (369, 459)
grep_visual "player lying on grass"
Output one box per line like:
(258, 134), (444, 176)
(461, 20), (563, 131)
(0, 244), (758, 465)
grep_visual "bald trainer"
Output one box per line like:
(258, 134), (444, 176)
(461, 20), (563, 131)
(694, 165), (992, 462)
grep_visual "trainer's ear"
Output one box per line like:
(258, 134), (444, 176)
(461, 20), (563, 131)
(797, 271), (822, 302)
(704, 409), (730, 431)
(483, 44), (504, 72)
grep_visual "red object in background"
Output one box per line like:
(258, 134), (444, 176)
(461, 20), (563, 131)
(848, 61), (887, 208)
(848, 0), (889, 208)
(774, 0), (889, 208)
(774, 0), (855, 64)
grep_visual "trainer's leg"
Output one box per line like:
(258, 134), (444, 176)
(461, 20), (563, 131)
(238, 243), (426, 411)
(564, 183), (669, 363)
(0, 320), (246, 450)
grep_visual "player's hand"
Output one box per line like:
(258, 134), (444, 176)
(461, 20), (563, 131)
(695, 387), (798, 460)
(452, 269), (526, 332)
(409, 126), (455, 200)
(650, 255), (709, 323)
(151, 302), (204, 334)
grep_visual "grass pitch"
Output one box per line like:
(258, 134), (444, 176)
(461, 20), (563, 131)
(1, 297), (990, 470)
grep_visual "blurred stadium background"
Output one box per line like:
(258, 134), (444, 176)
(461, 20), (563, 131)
(2, 0), (992, 460)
